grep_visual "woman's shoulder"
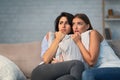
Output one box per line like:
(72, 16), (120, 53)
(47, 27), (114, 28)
(90, 30), (104, 42)
(44, 31), (55, 41)
(89, 29), (99, 34)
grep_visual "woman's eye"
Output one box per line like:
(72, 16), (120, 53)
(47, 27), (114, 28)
(72, 22), (75, 25)
(65, 22), (69, 25)
(59, 21), (63, 24)
(78, 22), (83, 25)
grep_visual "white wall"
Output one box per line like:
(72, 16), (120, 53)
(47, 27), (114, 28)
(0, 0), (103, 43)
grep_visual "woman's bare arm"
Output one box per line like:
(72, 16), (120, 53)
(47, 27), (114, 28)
(72, 30), (103, 66)
(43, 31), (65, 64)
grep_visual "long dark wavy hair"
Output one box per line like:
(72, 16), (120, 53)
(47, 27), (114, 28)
(54, 12), (74, 34)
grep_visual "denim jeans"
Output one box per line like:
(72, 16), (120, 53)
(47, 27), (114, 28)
(0, 55), (26, 80)
(82, 67), (120, 80)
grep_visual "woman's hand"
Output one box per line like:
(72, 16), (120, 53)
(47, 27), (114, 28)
(71, 32), (81, 45)
(51, 54), (64, 63)
(55, 31), (66, 42)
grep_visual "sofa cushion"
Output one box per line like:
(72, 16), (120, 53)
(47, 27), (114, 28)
(0, 41), (41, 78)
(107, 40), (120, 58)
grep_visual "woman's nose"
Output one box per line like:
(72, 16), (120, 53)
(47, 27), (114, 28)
(74, 25), (78, 29)
(62, 24), (66, 28)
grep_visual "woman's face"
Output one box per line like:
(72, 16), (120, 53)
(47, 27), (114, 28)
(58, 16), (71, 34)
(72, 17), (89, 34)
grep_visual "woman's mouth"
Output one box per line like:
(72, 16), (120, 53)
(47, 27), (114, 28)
(61, 29), (66, 32)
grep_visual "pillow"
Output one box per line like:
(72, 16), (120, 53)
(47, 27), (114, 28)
(0, 55), (26, 80)
(0, 41), (41, 78)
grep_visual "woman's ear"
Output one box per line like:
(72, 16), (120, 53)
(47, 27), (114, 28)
(86, 24), (90, 30)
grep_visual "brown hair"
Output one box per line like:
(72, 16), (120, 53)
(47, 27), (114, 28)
(74, 13), (93, 30)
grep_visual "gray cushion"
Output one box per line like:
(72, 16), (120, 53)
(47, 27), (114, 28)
(107, 40), (120, 58)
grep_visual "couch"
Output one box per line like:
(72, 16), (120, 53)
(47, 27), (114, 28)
(0, 41), (41, 80)
(0, 40), (120, 80)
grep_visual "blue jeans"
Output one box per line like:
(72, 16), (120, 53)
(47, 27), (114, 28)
(82, 67), (120, 80)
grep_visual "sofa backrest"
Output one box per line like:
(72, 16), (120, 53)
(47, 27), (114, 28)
(0, 41), (41, 78)
(0, 40), (120, 78)
(107, 40), (120, 58)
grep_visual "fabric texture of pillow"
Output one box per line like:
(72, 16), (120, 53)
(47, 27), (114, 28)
(0, 55), (26, 80)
